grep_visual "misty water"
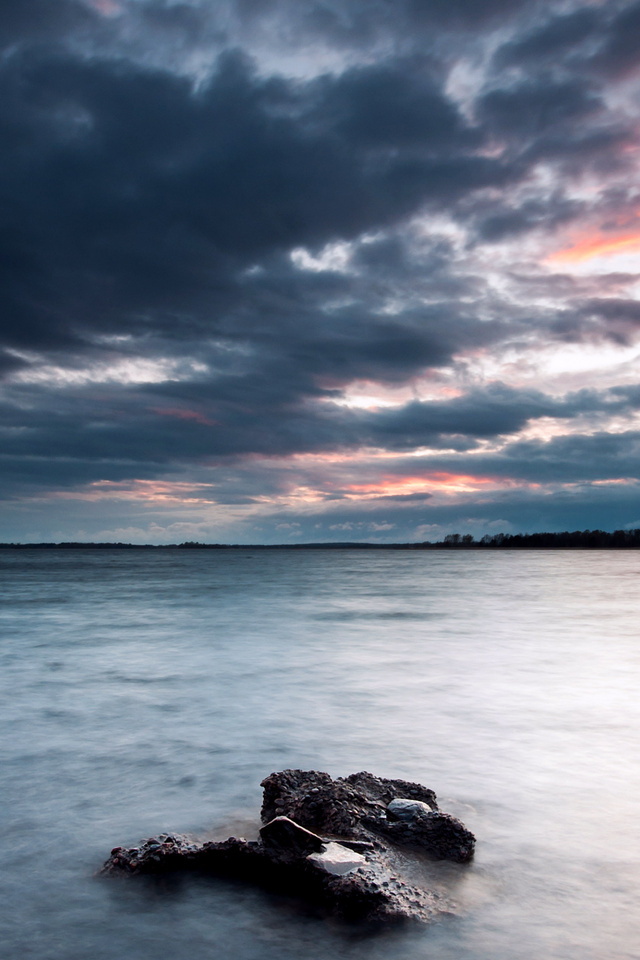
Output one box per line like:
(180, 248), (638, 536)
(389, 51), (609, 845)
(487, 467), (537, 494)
(1, 548), (639, 960)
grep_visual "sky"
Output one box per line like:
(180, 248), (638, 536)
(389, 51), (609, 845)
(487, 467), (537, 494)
(3, 0), (640, 544)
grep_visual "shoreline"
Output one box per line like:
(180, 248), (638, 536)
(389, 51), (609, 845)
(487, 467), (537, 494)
(2, 529), (640, 550)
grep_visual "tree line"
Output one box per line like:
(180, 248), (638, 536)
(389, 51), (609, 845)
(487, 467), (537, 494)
(430, 529), (640, 549)
(3, 530), (640, 549)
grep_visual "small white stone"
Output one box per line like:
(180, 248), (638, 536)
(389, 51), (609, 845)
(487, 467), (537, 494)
(387, 798), (434, 820)
(307, 842), (366, 876)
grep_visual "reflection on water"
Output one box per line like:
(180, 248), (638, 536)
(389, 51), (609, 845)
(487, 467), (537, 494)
(1, 548), (639, 960)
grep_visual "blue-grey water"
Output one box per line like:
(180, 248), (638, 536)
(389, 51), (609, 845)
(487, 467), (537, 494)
(1, 548), (639, 960)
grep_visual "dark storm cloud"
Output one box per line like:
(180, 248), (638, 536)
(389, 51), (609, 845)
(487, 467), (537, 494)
(311, 58), (475, 149)
(0, 44), (516, 360)
(479, 11), (638, 173)
(358, 385), (558, 450)
(139, 1), (208, 39)
(477, 75), (603, 146)
(0, 377), (631, 502)
(0, 0), (98, 44)
(552, 298), (640, 345)
(264, 426), (640, 503)
(350, 383), (637, 456)
(0, 454), (162, 497)
(0, 2), (630, 372)
(2, 0), (640, 538)
(492, 7), (601, 69)
(490, 1), (640, 82)
(382, 430), (640, 487)
(494, 431), (640, 484)
(400, 0), (544, 27)
(234, 0), (545, 42)
(471, 193), (582, 242)
(592, 0), (640, 77)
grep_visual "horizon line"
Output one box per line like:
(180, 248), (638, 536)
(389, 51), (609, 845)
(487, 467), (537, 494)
(2, 529), (640, 550)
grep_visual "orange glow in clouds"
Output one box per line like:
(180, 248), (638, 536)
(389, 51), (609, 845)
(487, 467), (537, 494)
(345, 472), (502, 497)
(48, 479), (218, 504)
(548, 231), (640, 263)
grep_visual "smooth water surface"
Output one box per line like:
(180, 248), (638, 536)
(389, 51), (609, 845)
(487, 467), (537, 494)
(1, 548), (639, 959)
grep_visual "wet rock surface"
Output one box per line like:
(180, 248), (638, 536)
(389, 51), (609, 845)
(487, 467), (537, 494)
(102, 769), (476, 924)
(261, 769), (474, 863)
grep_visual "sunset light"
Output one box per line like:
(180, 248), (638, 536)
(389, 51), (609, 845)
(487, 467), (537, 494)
(5, 9), (640, 960)
(548, 231), (640, 263)
(2, 0), (640, 544)
(344, 473), (501, 497)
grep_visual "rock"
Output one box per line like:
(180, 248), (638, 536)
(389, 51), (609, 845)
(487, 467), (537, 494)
(334, 838), (374, 852)
(307, 841), (366, 876)
(101, 769), (476, 925)
(259, 769), (473, 862)
(387, 798), (435, 820)
(259, 816), (324, 860)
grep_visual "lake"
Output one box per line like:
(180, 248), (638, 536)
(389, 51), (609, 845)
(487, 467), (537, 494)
(1, 548), (639, 959)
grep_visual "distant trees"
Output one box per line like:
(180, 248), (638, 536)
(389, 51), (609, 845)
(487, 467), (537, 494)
(3, 530), (640, 549)
(443, 533), (474, 546)
(424, 529), (640, 549)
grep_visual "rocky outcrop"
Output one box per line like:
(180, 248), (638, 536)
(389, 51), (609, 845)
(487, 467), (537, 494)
(260, 769), (474, 863)
(102, 769), (475, 924)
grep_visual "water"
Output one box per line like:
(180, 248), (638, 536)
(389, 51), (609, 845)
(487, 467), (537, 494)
(1, 548), (639, 960)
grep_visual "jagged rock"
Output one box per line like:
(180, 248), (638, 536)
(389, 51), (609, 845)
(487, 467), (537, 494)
(260, 769), (474, 863)
(101, 769), (476, 924)
(259, 816), (324, 860)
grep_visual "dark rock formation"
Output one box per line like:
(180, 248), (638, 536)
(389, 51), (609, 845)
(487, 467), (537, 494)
(260, 769), (474, 863)
(102, 769), (476, 924)
(259, 815), (325, 860)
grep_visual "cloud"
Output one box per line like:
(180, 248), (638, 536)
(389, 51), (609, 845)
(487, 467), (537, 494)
(478, 76), (602, 143)
(0, 0), (99, 44)
(552, 298), (640, 345)
(492, 8), (600, 69)
(592, 1), (640, 78)
(0, 44), (514, 362)
(2, 375), (625, 500)
(2, 1), (640, 541)
(355, 384), (561, 450)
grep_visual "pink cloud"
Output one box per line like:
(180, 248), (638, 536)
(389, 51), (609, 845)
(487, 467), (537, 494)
(151, 407), (219, 427)
(548, 230), (640, 263)
(83, 0), (122, 17)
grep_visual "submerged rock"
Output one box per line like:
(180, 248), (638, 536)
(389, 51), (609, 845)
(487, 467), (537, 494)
(102, 769), (476, 924)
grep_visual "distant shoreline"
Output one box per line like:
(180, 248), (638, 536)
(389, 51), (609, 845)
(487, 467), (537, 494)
(2, 530), (640, 550)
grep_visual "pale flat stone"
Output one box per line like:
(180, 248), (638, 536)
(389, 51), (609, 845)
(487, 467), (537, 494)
(307, 841), (366, 876)
(387, 798), (434, 821)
